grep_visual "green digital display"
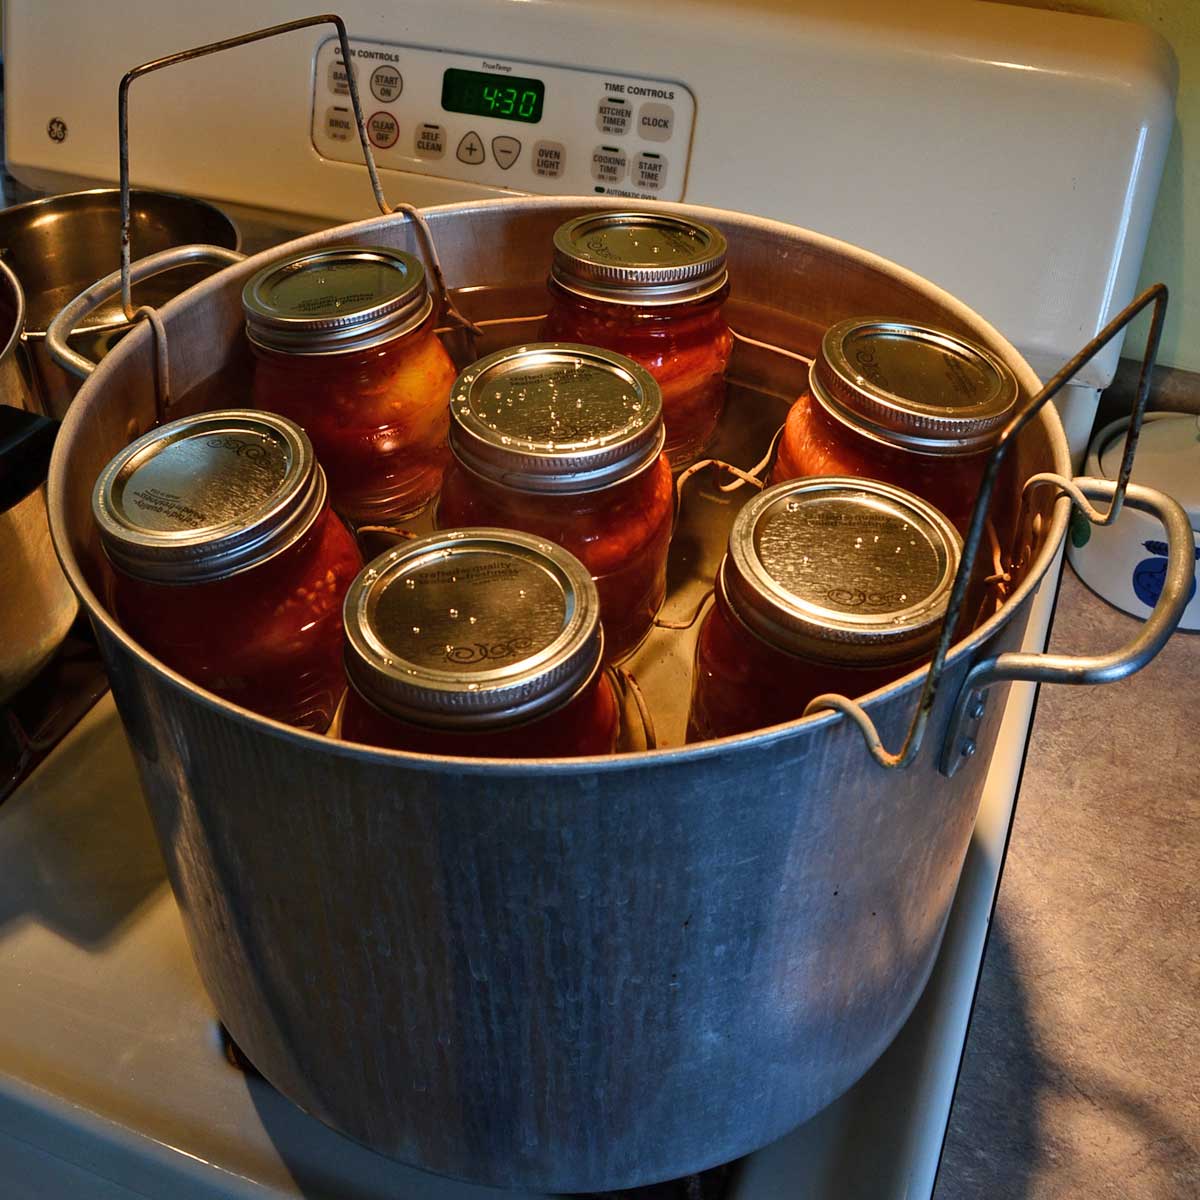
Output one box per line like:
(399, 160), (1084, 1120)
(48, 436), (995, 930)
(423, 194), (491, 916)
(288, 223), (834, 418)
(441, 68), (545, 124)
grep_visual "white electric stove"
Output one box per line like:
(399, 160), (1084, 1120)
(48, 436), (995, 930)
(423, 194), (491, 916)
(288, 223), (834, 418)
(0, 1), (1175, 1196)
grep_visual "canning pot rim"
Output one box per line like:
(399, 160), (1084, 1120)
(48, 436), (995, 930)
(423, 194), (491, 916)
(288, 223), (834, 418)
(48, 196), (1071, 774)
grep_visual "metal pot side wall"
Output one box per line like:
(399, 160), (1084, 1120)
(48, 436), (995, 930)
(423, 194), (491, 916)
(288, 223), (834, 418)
(96, 606), (1023, 1191)
(48, 198), (1067, 1192)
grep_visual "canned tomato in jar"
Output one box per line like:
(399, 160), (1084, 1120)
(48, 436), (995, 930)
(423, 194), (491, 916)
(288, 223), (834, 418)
(540, 212), (733, 467)
(92, 410), (363, 731)
(242, 245), (457, 524)
(436, 343), (673, 662)
(340, 529), (620, 758)
(687, 477), (962, 743)
(772, 319), (1019, 533)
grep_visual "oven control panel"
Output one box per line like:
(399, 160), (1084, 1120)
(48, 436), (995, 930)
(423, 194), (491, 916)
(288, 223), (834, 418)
(311, 39), (694, 200)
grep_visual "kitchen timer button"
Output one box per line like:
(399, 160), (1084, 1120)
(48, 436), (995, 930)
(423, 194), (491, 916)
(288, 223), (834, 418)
(533, 141), (566, 179)
(637, 102), (674, 142)
(596, 96), (631, 136)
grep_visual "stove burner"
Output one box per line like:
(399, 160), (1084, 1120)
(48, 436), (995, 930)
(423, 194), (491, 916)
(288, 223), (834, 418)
(217, 1025), (738, 1199)
(1, 620), (110, 802)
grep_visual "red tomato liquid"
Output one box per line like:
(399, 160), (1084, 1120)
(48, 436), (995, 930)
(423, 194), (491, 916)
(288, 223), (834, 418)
(341, 672), (620, 758)
(108, 505), (363, 731)
(250, 312), (457, 523)
(436, 454), (675, 662)
(772, 390), (988, 535)
(540, 281), (733, 466)
(686, 589), (920, 742)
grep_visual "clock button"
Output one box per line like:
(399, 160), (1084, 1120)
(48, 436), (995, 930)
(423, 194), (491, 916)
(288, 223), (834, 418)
(492, 136), (521, 169)
(457, 131), (486, 165)
(637, 102), (674, 142)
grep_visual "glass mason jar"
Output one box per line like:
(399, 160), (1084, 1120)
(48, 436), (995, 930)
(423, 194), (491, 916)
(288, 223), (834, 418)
(93, 410), (363, 731)
(436, 343), (674, 662)
(539, 212), (733, 467)
(687, 477), (962, 743)
(340, 529), (620, 758)
(771, 318), (1020, 534)
(243, 245), (457, 524)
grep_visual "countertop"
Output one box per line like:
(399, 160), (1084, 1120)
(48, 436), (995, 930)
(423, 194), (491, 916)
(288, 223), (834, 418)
(936, 570), (1199, 1199)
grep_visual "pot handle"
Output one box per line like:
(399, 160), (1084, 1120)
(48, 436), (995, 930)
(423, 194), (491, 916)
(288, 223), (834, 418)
(802, 283), (1176, 772)
(44, 244), (244, 379)
(938, 474), (1194, 777)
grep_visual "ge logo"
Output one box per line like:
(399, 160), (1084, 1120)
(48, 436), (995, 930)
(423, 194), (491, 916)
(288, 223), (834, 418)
(47, 118), (67, 143)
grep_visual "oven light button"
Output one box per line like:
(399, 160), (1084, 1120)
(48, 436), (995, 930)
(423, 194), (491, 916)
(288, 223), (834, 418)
(533, 141), (566, 178)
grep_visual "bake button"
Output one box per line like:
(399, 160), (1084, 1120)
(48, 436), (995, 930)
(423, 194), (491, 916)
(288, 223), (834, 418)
(533, 140), (566, 178)
(415, 122), (446, 158)
(637, 102), (674, 142)
(367, 111), (399, 150)
(456, 131), (486, 165)
(492, 136), (521, 169)
(328, 59), (356, 96)
(596, 96), (631, 136)
(590, 145), (627, 184)
(370, 65), (403, 103)
(634, 151), (667, 191)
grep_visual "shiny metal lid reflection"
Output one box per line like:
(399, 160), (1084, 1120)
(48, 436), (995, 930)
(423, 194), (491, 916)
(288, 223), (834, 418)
(343, 528), (603, 728)
(92, 409), (326, 584)
(449, 343), (664, 492)
(241, 245), (432, 353)
(551, 211), (728, 304)
(812, 318), (1019, 455)
(722, 477), (962, 664)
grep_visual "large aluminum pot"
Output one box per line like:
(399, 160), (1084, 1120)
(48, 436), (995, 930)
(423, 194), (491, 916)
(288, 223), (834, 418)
(45, 198), (1190, 1192)
(0, 259), (77, 702)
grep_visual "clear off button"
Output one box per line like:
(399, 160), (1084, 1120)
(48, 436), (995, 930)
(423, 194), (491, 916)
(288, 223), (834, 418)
(368, 111), (399, 149)
(591, 145), (627, 184)
(637, 102), (674, 142)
